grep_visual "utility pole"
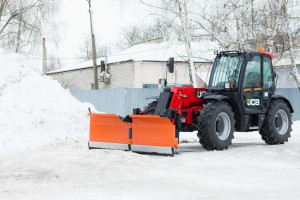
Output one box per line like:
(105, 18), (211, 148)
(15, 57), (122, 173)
(87, 0), (99, 89)
(42, 38), (47, 75)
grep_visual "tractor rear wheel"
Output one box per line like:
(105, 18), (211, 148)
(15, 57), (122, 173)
(259, 99), (292, 144)
(197, 101), (235, 150)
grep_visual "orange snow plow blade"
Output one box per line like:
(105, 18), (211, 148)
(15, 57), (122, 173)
(130, 115), (178, 155)
(88, 113), (178, 155)
(88, 113), (131, 151)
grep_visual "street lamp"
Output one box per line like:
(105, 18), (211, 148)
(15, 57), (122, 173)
(87, 0), (99, 89)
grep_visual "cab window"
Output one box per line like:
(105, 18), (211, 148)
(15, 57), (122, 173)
(263, 56), (274, 89)
(243, 55), (261, 88)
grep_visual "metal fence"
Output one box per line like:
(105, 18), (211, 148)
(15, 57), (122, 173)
(71, 88), (162, 117)
(71, 88), (300, 120)
(276, 88), (300, 120)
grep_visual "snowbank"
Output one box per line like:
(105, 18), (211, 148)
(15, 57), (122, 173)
(0, 49), (93, 152)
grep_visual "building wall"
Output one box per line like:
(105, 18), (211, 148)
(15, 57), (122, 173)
(102, 61), (135, 88)
(49, 68), (95, 90)
(48, 61), (211, 90)
(135, 62), (211, 88)
(48, 62), (136, 90)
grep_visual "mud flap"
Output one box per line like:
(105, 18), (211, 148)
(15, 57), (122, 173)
(88, 114), (178, 155)
(89, 114), (131, 151)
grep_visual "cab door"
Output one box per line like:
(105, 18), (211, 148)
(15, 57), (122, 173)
(241, 54), (264, 113)
(241, 54), (275, 113)
(261, 55), (275, 109)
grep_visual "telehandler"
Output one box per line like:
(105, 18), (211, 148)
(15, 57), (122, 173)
(89, 50), (293, 155)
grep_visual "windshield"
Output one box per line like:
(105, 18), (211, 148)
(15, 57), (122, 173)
(209, 54), (243, 89)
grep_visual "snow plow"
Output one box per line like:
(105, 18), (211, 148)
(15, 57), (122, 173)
(89, 114), (178, 155)
(89, 50), (294, 156)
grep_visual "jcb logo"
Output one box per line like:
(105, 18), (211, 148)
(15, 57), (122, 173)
(247, 99), (260, 106)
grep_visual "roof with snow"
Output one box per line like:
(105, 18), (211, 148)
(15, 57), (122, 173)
(47, 41), (218, 74)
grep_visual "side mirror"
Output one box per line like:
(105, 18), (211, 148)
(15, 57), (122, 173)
(166, 57), (174, 73)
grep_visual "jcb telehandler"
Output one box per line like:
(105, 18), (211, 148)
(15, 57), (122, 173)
(89, 50), (293, 155)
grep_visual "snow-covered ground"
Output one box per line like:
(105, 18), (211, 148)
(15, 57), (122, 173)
(1, 129), (300, 200)
(0, 49), (92, 152)
(1, 49), (300, 200)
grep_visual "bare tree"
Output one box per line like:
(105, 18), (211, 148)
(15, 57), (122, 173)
(177, 0), (199, 87)
(264, 0), (282, 53)
(117, 18), (172, 50)
(209, 0), (260, 50)
(135, 0), (300, 87)
(117, 25), (143, 50)
(0, 0), (59, 53)
(191, 1), (234, 50)
(78, 35), (108, 61)
(139, 0), (206, 87)
(281, 0), (300, 88)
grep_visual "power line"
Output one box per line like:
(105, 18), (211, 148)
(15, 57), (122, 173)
(0, 43), (198, 61)
(0, 45), (172, 60)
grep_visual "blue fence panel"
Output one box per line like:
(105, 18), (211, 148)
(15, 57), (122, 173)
(276, 88), (300, 121)
(71, 88), (162, 117)
(71, 88), (299, 120)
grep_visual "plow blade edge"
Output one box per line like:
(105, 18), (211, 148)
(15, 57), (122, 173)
(88, 113), (178, 155)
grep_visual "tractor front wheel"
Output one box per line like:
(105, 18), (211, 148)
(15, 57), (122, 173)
(197, 101), (235, 150)
(259, 99), (292, 144)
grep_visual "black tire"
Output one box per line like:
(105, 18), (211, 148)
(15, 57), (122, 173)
(259, 99), (292, 144)
(144, 101), (158, 115)
(197, 101), (235, 150)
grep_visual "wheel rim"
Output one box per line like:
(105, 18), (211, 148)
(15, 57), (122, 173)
(215, 112), (231, 140)
(275, 110), (289, 135)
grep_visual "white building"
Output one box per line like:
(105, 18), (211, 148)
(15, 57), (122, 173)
(48, 39), (299, 90)
(47, 41), (218, 90)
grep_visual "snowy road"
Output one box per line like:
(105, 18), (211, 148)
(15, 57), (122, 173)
(1, 129), (300, 200)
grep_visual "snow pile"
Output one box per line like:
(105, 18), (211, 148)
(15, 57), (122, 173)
(0, 49), (93, 152)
